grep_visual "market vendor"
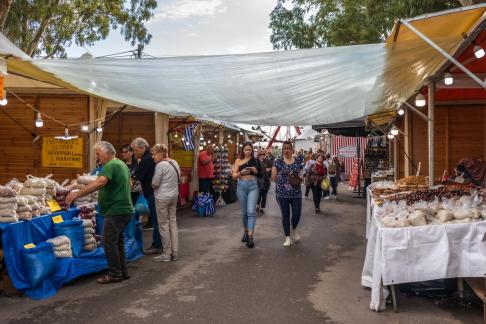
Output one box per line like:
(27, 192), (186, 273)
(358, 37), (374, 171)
(65, 141), (134, 284)
(197, 145), (214, 193)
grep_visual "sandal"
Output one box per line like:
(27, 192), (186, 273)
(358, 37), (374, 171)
(97, 274), (123, 284)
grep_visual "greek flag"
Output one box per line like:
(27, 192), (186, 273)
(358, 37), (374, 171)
(183, 123), (197, 151)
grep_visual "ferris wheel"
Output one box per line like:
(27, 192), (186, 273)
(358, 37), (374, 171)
(253, 126), (302, 149)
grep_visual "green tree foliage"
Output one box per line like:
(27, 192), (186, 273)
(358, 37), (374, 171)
(0, 0), (157, 58)
(269, 0), (479, 50)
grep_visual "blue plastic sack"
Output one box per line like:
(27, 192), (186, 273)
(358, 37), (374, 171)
(192, 193), (215, 217)
(21, 242), (56, 287)
(124, 215), (137, 238)
(54, 220), (84, 257)
(134, 194), (149, 215)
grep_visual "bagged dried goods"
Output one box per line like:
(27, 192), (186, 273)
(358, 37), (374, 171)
(0, 202), (17, 210)
(0, 185), (17, 197)
(408, 210), (427, 226)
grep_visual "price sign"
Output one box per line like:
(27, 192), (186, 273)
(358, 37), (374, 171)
(52, 215), (64, 224)
(24, 243), (36, 249)
(47, 199), (61, 212)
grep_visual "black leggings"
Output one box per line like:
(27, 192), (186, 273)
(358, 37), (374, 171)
(277, 196), (302, 236)
(258, 187), (268, 208)
(305, 185), (311, 197)
(310, 185), (322, 209)
(330, 177), (338, 196)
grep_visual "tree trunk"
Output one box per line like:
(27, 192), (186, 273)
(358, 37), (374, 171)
(25, 0), (61, 57)
(0, 0), (13, 32)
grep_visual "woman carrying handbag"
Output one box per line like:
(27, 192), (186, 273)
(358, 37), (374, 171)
(271, 141), (304, 247)
(306, 154), (327, 213)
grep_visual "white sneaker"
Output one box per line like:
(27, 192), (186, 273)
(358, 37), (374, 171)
(333, 195), (338, 200)
(283, 236), (292, 247)
(324, 196), (330, 200)
(291, 228), (300, 243)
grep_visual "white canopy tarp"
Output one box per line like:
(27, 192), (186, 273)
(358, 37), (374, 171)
(3, 5), (484, 125)
(16, 45), (386, 125)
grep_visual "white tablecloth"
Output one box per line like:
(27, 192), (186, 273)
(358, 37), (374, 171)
(361, 198), (486, 311)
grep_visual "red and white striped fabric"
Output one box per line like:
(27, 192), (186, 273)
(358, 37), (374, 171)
(330, 136), (367, 178)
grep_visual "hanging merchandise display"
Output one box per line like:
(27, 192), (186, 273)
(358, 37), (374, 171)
(212, 145), (231, 206)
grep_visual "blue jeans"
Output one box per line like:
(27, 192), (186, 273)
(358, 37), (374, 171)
(146, 194), (162, 249)
(236, 179), (259, 232)
(277, 196), (302, 236)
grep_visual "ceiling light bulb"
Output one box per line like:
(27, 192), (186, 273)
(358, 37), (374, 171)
(35, 112), (43, 128)
(444, 72), (453, 85)
(96, 124), (103, 133)
(415, 93), (426, 107)
(474, 44), (485, 59)
(390, 126), (399, 136)
(387, 133), (394, 139)
(174, 133), (178, 138)
(227, 134), (231, 138)
(398, 108), (405, 116)
(81, 124), (89, 132)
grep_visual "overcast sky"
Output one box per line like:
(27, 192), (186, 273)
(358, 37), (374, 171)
(66, 0), (277, 58)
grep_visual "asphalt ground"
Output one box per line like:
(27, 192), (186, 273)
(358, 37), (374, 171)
(0, 183), (482, 324)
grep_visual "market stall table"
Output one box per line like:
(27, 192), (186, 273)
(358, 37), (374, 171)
(0, 208), (143, 299)
(362, 203), (486, 311)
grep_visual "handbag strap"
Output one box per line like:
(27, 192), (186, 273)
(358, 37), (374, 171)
(164, 160), (181, 184)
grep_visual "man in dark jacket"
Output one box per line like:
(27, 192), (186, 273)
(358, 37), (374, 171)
(131, 137), (162, 254)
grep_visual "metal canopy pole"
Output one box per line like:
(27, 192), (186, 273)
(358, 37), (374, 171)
(428, 82), (435, 187)
(400, 20), (486, 89)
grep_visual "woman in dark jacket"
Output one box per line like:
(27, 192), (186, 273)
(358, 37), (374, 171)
(256, 149), (272, 214)
(306, 154), (327, 213)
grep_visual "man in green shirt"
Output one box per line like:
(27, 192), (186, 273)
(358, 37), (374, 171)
(66, 141), (134, 284)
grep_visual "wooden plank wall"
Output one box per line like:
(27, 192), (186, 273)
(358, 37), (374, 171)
(397, 105), (485, 182)
(102, 112), (155, 155)
(0, 95), (89, 184)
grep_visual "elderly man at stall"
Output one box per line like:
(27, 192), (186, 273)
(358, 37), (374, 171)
(66, 141), (134, 284)
(131, 137), (162, 255)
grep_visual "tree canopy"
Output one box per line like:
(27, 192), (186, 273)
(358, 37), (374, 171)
(269, 0), (480, 50)
(0, 0), (157, 58)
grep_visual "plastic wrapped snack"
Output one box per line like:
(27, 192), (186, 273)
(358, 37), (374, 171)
(408, 210), (427, 226)
(436, 209), (454, 223)
(382, 216), (411, 228)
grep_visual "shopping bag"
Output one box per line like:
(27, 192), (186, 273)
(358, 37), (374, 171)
(321, 177), (330, 191)
(134, 194), (149, 216)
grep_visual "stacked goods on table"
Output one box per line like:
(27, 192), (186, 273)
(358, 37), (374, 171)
(0, 185), (19, 223)
(16, 196), (42, 220)
(46, 235), (72, 258)
(74, 174), (98, 206)
(19, 175), (47, 205)
(371, 178), (486, 228)
(54, 187), (71, 211)
(365, 147), (389, 178)
(76, 204), (98, 251)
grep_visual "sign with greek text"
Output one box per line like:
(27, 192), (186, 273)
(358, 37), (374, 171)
(42, 137), (83, 168)
(338, 145), (356, 158)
